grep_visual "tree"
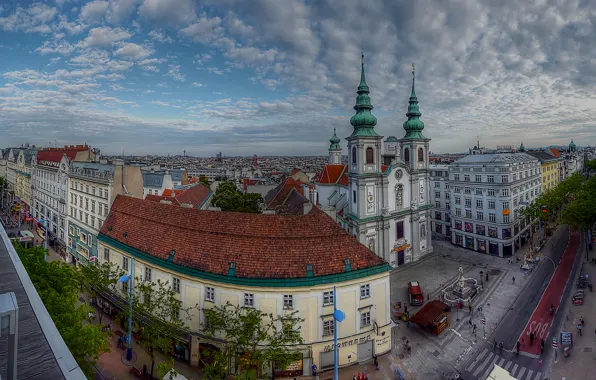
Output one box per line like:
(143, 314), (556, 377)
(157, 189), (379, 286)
(212, 181), (263, 213)
(78, 261), (125, 324)
(585, 158), (596, 172)
(202, 302), (304, 379)
(561, 175), (596, 231)
(199, 176), (210, 187)
(120, 278), (198, 380)
(14, 244), (109, 378)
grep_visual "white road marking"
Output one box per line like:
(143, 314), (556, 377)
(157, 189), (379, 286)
(534, 372), (542, 380)
(526, 369), (533, 380)
(504, 361), (512, 370)
(497, 358), (505, 367)
(512, 363), (518, 375)
(473, 352), (494, 377)
(517, 367), (526, 378)
(479, 355), (499, 380)
(466, 348), (488, 372)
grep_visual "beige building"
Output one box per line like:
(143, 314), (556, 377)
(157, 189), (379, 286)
(97, 196), (392, 377)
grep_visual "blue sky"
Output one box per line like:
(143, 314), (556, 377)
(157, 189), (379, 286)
(1, 0), (595, 156)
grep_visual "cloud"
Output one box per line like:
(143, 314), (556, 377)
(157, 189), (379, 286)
(113, 42), (154, 60)
(166, 64), (185, 82)
(79, 1), (109, 23)
(106, 0), (143, 24)
(78, 26), (132, 48)
(36, 39), (76, 55)
(191, 82), (205, 87)
(148, 29), (173, 43)
(0, 3), (57, 33)
(60, 83), (99, 95)
(138, 0), (197, 26)
(150, 100), (181, 108)
(179, 16), (224, 44)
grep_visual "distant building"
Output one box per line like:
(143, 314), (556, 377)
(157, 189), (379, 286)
(429, 164), (451, 237)
(525, 150), (560, 193)
(142, 168), (187, 198)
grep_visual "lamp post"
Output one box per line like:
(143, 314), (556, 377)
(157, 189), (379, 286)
(332, 285), (345, 380)
(119, 258), (135, 361)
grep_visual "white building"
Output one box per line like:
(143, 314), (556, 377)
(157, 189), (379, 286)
(313, 61), (433, 267)
(429, 164), (451, 238)
(564, 140), (584, 178)
(448, 153), (541, 257)
(142, 168), (188, 197)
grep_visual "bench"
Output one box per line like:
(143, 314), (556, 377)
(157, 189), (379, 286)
(130, 367), (142, 378)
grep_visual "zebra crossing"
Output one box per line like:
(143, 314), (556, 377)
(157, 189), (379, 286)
(463, 347), (542, 380)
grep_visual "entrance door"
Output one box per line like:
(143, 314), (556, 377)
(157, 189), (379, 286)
(357, 340), (373, 362)
(319, 351), (334, 369)
(397, 250), (405, 265)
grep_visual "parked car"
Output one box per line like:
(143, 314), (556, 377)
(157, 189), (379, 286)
(408, 281), (424, 306)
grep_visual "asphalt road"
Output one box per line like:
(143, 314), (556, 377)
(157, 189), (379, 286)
(458, 226), (586, 380)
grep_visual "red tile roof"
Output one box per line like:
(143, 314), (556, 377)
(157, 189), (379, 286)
(338, 173), (349, 186)
(264, 177), (304, 210)
(100, 195), (387, 279)
(145, 184), (212, 208)
(290, 168), (301, 176)
(549, 148), (561, 158)
(36, 147), (88, 165)
(314, 164), (347, 184)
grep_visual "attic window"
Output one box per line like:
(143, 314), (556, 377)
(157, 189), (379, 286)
(306, 264), (314, 277)
(344, 258), (352, 272)
(167, 250), (176, 262)
(228, 262), (236, 276)
(123, 232), (128, 238)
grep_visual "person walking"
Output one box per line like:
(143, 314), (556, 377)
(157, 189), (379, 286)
(469, 318), (473, 327)
(373, 355), (379, 371)
(473, 324), (477, 334)
(512, 276), (515, 284)
(499, 342), (504, 354)
(530, 332), (535, 345)
(580, 316), (585, 326)
(468, 304), (472, 314)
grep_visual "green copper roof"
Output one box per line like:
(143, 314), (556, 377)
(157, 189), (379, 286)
(519, 141), (525, 152)
(569, 139), (576, 150)
(402, 64), (427, 139)
(329, 127), (341, 151)
(385, 136), (398, 142)
(349, 52), (379, 137)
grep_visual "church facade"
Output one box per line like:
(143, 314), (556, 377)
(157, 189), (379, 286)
(313, 60), (433, 267)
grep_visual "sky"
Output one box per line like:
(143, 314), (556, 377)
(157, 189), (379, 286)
(0, 0), (595, 157)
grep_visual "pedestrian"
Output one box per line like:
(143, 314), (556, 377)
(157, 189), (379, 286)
(312, 364), (317, 378)
(468, 304), (472, 313)
(473, 324), (477, 334)
(580, 316), (584, 326)
(469, 318), (473, 327)
(530, 332), (535, 345)
(577, 324), (583, 336)
(353, 375), (357, 380)
(374, 355), (379, 371)
(512, 276), (515, 284)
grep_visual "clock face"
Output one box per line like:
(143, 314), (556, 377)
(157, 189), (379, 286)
(395, 169), (403, 180)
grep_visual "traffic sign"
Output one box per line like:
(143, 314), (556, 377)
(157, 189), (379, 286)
(552, 338), (558, 348)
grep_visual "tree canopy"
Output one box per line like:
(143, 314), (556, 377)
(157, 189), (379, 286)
(561, 174), (596, 231)
(202, 302), (304, 379)
(14, 244), (109, 378)
(78, 261), (124, 324)
(212, 181), (263, 213)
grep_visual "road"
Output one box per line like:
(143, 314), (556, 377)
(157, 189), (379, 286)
(458, 226), (585, 380)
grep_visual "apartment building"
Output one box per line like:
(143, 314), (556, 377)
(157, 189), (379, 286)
(429, 164), (451, 237)
(525, 151), (560, 193)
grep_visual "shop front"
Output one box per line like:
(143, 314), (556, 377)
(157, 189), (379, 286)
(313, 323), (392, 370)
(392, 238), (411, 266)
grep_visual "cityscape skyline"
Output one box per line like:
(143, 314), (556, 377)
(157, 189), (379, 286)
(1, 0), (595, 156)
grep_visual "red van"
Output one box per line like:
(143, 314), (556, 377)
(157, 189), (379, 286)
(408, 281), (424, 306)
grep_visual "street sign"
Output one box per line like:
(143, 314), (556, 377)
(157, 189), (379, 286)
(481, 319), (486, 325)
(552, 337), (558, 348)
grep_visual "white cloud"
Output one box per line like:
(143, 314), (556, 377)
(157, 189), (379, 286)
(79, 1), (109, 23)
(194, 53), (212, 65)
(114, 42), (154, 60)
(106, 0), (143, 24)
(138, 0), (197, 26)
(148, 29), (173, 43)
(142, 65), (160, 72)
(150, 100), (181, 108)
(96, 73), (125, 81)
(179, 16), (224, 44)
(60, 83), (99, 95)
(191, 82), (205, 87)
(36, 39), (76, 55)
(207, 67), (227, 75)
(166, 64), (185, 82)
(78, 26), (132, 48)
(0, 3), (57, 33)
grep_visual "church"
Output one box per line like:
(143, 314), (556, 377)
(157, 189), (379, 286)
(312, 57), (433, 267)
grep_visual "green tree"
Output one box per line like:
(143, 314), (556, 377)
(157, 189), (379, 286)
(585, 158), (596, 172)
(203, 302), (304, 379)
(212, 181), (263, 213)
(78, 261), (125, 324)
(14, 244), (109, 378)
(120, 278), (198, 379)
(199, 176), (210, 187)
(562, 175), (596, 231)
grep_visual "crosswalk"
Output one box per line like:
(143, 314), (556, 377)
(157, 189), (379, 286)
(464, 348), (542, 380)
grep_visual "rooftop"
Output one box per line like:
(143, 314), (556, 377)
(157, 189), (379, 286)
(454, 153), (539, 165)
(0, 226), (85, 379)
(525, 150), (560, 163)
(98, 196), (389, 286)
(145, 183), (212, 208)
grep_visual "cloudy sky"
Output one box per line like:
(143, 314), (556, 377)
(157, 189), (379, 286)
(1, 0), (595, 156)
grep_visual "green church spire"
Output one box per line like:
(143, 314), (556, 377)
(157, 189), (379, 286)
(402, 63), (427, 139)
(349, 50), (379, 137)
(329, 127), (341, 151)
(519, 141), (525, 152)
(569, 139), (576, 152)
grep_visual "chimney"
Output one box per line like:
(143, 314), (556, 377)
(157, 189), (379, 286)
(180, 203), (193, 208)
(159, 200), (173, 205)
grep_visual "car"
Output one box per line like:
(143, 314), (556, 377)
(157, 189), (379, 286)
(408, 281), (424, 306)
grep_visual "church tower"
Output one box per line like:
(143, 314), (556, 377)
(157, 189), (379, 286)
(346, 52), (384, 252)
(328, 127), (342, 164)
(398, 64), (433, 259)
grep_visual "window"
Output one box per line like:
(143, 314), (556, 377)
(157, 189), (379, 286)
(501, 175), (508, 183)
(434, 182), (441, 188)
(488, 189), (495, 196)
(455, 208), (462, 216)
(323, 291), (334, 306)
(103, 247), (110, 261)
(445, 193), (450, 200)
(418, 148), (424, 162)
(144, 267), (152, 282)
(122, 279), (129, 293)
(464, 175), (470, 182)
(455, 197), (461, 205)
(435, 201), (441, 208)
(122, 256), (129, 271)
(488, 175), (495, 183)
(475, 175), (482, 182)
(85, 198), (89, 210)
(476, 200), (483, 208)
(454, 186), (460, 193)
(283, 294), (293, 309)
(99, 203), (103, 215)
(464, 187), (471, 194)
(323, 320), (334, 336)
(502, 201), (509, 209)
(80, 232), (87, 244)
(404, 148), (410, 163)
(351, 147), (357, 164)
(465, 198), (471, 207)
(366, 147), (374, 164)
(86, 185), (89, 193)
(465, 209), (472, 218)
(172, 277), (181, 293)
(353, 190), (356, 203)
(205, 287), (215, 302)
(396, 221), (404, 239)
(172, 300), (181, 320)
(477, 212), (484, 220)
(435, 191), (441, 198)
(512, 173), (517, 181)
(361, 311), (371, 327)
(446, 201), (450, 209)
(69, 225), (74, 235)
(360, 284), (370, 299)
(475, 188), (482, 195)
(503, 215), (510, 223)
(91, 200), (95, 212)
(244, 293), (254, 307)
(502, 189), (509, 196)
(489, 213), (496, 222)
(488, 201), (495, 209)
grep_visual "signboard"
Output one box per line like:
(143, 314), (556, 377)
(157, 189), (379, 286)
(324, 334), (371, 352)
(39, 160), (60, 168)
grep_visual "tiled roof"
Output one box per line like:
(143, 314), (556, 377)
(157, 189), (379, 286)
(36, 149), (82, 164)
(290, 168), (301, 176)
(314, 164), (347, 184)
(338, 173), (349, 186)
(526, 151), (559, 163)
(145, 184), (212, 208)
(548, 148), (561, 158)
(100, 195), (387, 280)
(454, 153), (539, 164)
(264, 177), (304, 210)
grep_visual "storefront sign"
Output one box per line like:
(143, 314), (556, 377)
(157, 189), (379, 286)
(324, 334), (371, 352)
(39, 160), (60, 168)
(375, 336), (389, 347)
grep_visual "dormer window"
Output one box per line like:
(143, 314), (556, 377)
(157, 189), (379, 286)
(366, 147), (374, 164)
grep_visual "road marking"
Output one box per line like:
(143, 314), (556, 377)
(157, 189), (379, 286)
(504, 361), (512, 370)
(517, 367), (526, 378)
(534, 372), (542, 380)
(512, 364), (518, 375)
(526, 369), (533, 380)
(466, 348), (488, 372)
(473, 352), (494, 377)
(479, 355), (499, 380)
(497, 358), (505, 367)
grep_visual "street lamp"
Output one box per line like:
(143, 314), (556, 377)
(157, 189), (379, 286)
(332, 285), (345, 380)
(119, 258), (135, 361)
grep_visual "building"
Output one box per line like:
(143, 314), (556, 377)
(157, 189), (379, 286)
(429, 164), (451, 237)
(263, 176), (311, 215)
(448, 153), (541, 257)
(187, 167), (226, 181)
(144, 182), (213, 210)
(312, 60), (433, 267)
(142, 168), (188, 198)
(0, 225), (86, 379)
(67, 160), (143, 263)
(14, 148), (38, 215)
(525, 151), (560, 192)
(31, 145), (97, 256)
(564, 140), (584, 178)
(97, 196), (392, 376)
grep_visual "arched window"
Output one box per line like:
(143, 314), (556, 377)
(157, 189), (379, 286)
(352, 147), (357, 164)
(366, 147), (374, 164)
(404, 148), (410, 163)
(418, 147), (424, 162)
